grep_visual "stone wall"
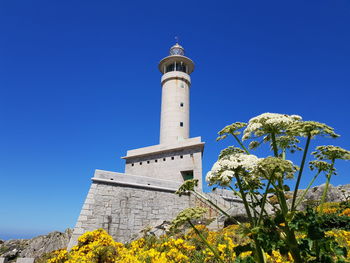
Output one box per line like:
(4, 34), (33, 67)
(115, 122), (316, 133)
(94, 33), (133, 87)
(0, 258), (34, 263)
(67, 170), (195, 249)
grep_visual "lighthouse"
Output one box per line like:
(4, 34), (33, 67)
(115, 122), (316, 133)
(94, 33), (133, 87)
(68, 42), (206, 248)
(158, 43), (194, 144)
(122, 42), (204, 189)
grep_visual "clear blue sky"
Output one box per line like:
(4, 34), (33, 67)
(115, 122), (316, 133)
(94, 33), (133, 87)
(1, 0), (349, 240)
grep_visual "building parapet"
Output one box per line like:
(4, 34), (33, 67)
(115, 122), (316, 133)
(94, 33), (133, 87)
(122, 137), (204, 159)
(93, 169), (182, 192)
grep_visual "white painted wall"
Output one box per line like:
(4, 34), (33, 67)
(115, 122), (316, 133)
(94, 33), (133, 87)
(159, 71), (190, 144)
(124, 146), (203, 190)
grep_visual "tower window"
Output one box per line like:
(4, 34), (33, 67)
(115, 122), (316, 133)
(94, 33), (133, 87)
(171, 157), (174, 160)
(163, 158), (166, 161)
(140, 162), (142, 165)
(180, 102), (184, 107)
(147, 161), (150, 164)
(180, 122), (183, 127)
(131, 163), (134, 166)
(165, 62), (187, 73)
(180, 155), (183, 159)
(166, 63), (175, 73)
(155, 159), (158, 163)
(175, 63), (186, 73)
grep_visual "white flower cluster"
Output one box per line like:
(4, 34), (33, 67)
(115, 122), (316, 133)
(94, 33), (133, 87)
(206, 153), (260, 186)
(242, 113), (302, 141)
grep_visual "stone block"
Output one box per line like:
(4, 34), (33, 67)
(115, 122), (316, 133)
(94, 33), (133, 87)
(16, 259), (35, 263)
(78, 215), (88, 221)
(82, 203), (90, 210)
(80, 209), (92, 216)
(85, 198), (94, 204)
(74, 228), (84, 234)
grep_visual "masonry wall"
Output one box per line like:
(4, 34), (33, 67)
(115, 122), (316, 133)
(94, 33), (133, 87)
(68, 172), (195, 249)
(125, 146), (203, 186)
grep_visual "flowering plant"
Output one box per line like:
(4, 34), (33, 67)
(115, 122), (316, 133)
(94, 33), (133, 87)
(45, 224), (350, 262)
(202, 113), (350, 263)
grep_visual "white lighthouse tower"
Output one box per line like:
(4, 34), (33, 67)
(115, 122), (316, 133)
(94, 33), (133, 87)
(68, 43), (206, 249)
(122, 42), (204, 189)
(159, 43), (194, 144)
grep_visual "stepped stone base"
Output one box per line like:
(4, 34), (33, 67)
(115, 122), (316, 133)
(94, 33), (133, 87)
(0, 259), (34, 263)
(15, 259), (34, 263)
(68, 170), (196, 249)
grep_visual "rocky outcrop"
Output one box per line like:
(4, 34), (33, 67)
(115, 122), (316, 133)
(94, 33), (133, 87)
(207, 184), (350, 228)
(289, 183), (350, 210)
(0, 229), (72, 261)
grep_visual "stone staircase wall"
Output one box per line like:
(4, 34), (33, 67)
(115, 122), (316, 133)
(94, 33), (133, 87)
(190, 190), (246, 230)
(0, 258), (34, 263)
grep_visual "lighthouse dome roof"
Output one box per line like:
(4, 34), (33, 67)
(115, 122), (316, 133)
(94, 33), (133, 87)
(169, 43), (185, 56)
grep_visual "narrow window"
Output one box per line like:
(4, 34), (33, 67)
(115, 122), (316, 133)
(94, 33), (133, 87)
(180, 155), (183, 159)
(140, 162), (142, 165)
(131, 163), (134, 166)
(171, 157), (174, 160)
(180, 102), (184, 107)
(180, 122), (183, 127)
(147, 161), (150, 164)
(155, 159), (158, 163)
(190, 153), (193, 157)
(163, 158), (166, 161)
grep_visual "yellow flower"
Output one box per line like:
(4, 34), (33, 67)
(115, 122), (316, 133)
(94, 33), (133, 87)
(339, 208), (350, 217)
(240, 251), (252, 258)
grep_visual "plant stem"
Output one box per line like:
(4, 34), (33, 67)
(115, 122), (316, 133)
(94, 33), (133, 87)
(228, 186), (260, 216)
(234, 175), (255, 225)
(315, 239), (320, 262)
(271, 132), (279, 157)
(284, 226), (303, 263)
(257, 180), (272, 225)
(234, 180), (267, 263)
(251, 237), (266, 263)
(192, 190), (241, 225)
(271, 181), (288, 218)
(250, 192), (259, 219)
(294, 171), (321, 209)
(233, 134), (250, 154)
(273, 179), (303, 262)
(276, 178), (289, 216)
(319, 160), (335, 213)
(188, 220), (225, 263)
(291, 135), (311, 211)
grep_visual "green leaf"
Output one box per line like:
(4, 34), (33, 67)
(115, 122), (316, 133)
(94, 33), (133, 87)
(308, 224), (324, 240)
(234, 244), (254, 256)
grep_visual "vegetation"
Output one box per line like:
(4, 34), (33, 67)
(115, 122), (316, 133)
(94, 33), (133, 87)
(46, 113), (350, 262)
(43, 215), (350, 263)
(201, 113), (350, 262)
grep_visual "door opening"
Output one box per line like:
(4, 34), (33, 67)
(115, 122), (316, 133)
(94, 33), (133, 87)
(181, 170), (194, 181)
